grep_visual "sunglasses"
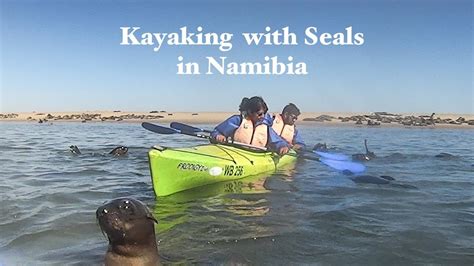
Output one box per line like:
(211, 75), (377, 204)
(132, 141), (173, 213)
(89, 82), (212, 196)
(288, 114), (298, 120)
(251, 110), (266, 117)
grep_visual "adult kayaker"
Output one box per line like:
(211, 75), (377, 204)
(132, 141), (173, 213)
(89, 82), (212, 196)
(211, 96), (290, 155)
(270, 103), (306, 152)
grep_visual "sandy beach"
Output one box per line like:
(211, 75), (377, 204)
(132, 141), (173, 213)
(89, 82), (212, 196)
(1, 111), (473, 129)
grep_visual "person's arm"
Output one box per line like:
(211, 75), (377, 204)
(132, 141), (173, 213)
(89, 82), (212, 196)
(267, 127), (290, 154)
(211, 115), (242, 140)
(263, 113), (274, 126)
(292, 128), (306, 150)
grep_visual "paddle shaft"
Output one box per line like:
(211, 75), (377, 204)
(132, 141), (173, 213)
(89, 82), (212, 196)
(168, 122), (366, 172)
(142, 122), (267, 151)
(171, 122), (354, 161)
(170, 122), (212, 134)
(144, 122), (366, 173)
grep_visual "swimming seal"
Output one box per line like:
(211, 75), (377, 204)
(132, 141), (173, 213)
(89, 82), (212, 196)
(313, 142), (328, 152)
(352, 139), (376, 161)
(434, 152), (456, 159)
(346, 174), (416, 189)
(96, 198), (159, 266)
(69, 145), (128, 156)
(109, 146), (128, 156)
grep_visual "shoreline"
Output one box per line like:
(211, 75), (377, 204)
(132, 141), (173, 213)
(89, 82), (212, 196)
(1, 111), (473, 129)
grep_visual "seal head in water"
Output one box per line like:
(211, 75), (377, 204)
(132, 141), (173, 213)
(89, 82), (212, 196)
(96, 198), (159, 266)
(109, 146), (128, 156)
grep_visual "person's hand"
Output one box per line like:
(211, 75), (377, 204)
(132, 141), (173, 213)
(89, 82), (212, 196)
(278, 146), (289, 155)
(215, 134), (226, 143)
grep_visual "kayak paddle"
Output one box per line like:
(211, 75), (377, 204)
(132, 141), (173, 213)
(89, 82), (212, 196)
(142, 122), (267, 151)
(313, 151), (350, 161)
(318, 157), (365, 173)
(171, 122), (354, 162)
(144, 122), (366, 173)
(170, 122), (212, 133)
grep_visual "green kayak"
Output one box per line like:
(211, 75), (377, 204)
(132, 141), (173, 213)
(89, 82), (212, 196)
(148, 144), (297, 196)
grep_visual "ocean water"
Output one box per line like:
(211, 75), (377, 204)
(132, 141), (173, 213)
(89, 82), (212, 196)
(0, 122), (473, 265)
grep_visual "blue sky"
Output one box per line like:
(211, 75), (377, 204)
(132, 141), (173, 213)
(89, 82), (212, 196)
(1, 0), (472, 113)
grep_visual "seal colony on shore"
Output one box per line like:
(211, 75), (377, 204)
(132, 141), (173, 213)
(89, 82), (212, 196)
(1, 111), (473, 128)
(302, 113), (474, 127)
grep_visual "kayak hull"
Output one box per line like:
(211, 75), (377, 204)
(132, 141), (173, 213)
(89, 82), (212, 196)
(148, 144), (296, 196)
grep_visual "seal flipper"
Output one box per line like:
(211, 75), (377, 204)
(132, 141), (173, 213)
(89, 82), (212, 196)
(364, 139), (376, 159)
(352, 139), (375, 161)
(69, 145), (81, 155)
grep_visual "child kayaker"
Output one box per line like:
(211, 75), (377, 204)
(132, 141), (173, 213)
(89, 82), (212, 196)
(270, 103), (306, 152)
(211, 96), (290, 155)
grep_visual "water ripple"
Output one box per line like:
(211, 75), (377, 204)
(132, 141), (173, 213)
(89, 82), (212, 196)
(0, 122), (473, 264)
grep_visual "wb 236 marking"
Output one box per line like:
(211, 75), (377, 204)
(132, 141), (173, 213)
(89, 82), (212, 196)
(223, 165), (244, 176)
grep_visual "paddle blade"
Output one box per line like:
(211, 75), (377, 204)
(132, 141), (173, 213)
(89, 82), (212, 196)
(314, 151), (350, 161)
(170, 122), (212, 133)
(142, 122), (178, 134)
(320, 158), (366, 173)
(170, 122), (201, 133)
